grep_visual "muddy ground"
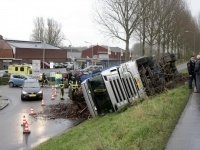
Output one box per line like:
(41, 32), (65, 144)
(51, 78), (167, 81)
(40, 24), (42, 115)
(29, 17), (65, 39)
(33, 73), (189, 120)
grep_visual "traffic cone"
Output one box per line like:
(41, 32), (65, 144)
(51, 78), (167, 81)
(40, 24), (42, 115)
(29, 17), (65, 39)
(21, 115), (27, 126)
(54, 88), (57, 92)
(51, 94), (55, 100)
(29, 107), (36, 115)
(41, 98), (45, 106)
(54, 91), (57, 96)
(52, 86), (54, 90)
(23, 121), (31, 134)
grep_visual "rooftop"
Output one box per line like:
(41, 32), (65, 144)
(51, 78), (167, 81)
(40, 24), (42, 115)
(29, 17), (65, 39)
(5, 40), (61, 49)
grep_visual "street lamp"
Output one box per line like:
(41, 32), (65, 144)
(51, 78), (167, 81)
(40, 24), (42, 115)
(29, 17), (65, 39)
(185, 31), (195, 55)
(65, 39), (72, 62)
(85, 41), (93, 66)
(42, 42), (45, 70)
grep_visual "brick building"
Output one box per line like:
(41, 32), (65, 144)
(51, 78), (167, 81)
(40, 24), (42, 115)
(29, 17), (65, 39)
(79, 45), (125, 67)
(0, 36), (21, 70)
(5, 40), (67, 63)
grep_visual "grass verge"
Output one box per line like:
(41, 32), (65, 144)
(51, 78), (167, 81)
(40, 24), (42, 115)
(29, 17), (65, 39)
(181, 68), (188, 74)
(33, 84), (191, 150)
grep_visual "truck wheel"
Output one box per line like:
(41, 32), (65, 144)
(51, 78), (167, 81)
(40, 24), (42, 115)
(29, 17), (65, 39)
(136, 57), (150, 66)
(9, 82), (14, 87)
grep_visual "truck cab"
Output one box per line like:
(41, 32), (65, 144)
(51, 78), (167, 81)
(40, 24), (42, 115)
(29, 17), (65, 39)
(81, 64), (145, 117)
(8, 65), (32, 75)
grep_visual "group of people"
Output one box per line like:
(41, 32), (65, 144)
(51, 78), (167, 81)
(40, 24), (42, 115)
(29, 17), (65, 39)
(187, 55), (200, 92)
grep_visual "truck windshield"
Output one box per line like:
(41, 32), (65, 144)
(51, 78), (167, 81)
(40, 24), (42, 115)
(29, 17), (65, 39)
(88, 75), (114, 115)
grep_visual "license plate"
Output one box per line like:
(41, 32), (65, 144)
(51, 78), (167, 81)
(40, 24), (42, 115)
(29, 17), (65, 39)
(29, 94), (36, 97)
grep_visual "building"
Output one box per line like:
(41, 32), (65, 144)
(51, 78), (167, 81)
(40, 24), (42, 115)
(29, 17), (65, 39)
(78, 45), (125, 68)
(0, 36), (22, 70)
(5, 40), (67, 63)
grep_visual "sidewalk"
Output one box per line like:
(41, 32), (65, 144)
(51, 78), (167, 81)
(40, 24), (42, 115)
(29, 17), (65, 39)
(0, 95), (9, 110)
(165, 92), (200, 150)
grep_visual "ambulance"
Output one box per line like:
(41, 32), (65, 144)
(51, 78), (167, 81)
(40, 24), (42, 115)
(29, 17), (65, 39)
(8, 65), (32, 75)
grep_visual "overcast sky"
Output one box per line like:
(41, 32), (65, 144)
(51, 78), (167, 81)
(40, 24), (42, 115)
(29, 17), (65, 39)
(0, 0), (199, 50)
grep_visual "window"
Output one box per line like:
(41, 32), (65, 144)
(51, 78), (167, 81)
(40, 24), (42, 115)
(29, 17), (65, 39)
(15, 67), (18, 71)
(13, 75), (20, 78)
(20, 67), (24, 71)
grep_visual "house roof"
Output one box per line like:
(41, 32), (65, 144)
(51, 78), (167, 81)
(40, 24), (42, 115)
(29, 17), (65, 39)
(5, 40), (61, 49)
(101, 46), (125, 52)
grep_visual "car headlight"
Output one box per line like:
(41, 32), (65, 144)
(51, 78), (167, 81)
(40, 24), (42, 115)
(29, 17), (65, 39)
(38, 90), (43, 94)
(22, 90), (27, 94)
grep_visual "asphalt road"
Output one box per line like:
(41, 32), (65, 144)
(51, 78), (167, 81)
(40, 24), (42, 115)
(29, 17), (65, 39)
(0, 85), (80, 150)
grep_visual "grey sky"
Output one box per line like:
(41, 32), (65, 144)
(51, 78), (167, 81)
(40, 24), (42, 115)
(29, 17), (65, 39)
(0, 0), (199, 50)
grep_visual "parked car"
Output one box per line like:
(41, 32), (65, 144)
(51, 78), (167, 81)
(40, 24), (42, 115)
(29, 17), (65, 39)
(21, 79), (43, 101)
(81, 65), (103, 74)
(59, 63), (65, 68)
(61, 73), (68, 80)
(66, 62), (74, 70)
(8, 74), (30, 87)
(54, 63), (60, 68)
(63, 62), (68, 67)
(0, 70), (9, 77)
(40, 61), (50, 68)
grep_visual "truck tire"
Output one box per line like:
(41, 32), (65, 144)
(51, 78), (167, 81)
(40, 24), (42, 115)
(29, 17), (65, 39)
(136, 56), (150, 66)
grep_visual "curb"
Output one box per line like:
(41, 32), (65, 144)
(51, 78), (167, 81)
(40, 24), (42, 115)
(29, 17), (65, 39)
(0, 96), (9, 110)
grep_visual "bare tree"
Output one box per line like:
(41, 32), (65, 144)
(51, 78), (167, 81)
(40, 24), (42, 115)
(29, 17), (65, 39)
(31, 17), (65, 46)
(31, 17), (45, 42)
(45, 18), (65, 46)
(93, 0), (140, 61)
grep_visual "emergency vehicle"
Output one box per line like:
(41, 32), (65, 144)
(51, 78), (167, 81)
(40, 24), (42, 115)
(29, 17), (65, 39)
(8, 65), (32, 75)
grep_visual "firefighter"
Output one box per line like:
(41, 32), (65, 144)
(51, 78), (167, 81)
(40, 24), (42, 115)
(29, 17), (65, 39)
(68, 76), (79, 100)
(59, 83), (65, 100)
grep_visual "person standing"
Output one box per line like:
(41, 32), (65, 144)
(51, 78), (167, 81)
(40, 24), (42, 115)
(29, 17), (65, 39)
(41, 73), (46, 87)
(55, 72), (59, 87)
(187, 56), (196, 89)
(59, 83), (65, 100)
(194, 55), (200, 93)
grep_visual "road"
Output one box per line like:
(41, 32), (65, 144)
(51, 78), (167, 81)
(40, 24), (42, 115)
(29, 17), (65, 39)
(0, 63), (187, 150)
(0, 85), (80, 150)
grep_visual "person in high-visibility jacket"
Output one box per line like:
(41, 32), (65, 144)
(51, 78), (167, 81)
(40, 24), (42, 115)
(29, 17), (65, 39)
(59, 83), (65, 100)
(58, 71), (63, 84)
(55, 72), (59, 87)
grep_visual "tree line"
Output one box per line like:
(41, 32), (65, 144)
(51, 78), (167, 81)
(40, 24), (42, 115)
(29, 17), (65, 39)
(93, 0), (200, 61)
(30, 0), (200, 62)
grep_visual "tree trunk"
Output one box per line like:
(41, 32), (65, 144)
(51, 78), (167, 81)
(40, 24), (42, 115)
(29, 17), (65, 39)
(125, 37), (130, 61)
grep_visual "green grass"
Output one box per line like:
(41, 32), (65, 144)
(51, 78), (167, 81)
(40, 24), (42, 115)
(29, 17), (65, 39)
(0, 77), (9, 85)
(33, 84), (191, 150)
(181, 68), (188, 74)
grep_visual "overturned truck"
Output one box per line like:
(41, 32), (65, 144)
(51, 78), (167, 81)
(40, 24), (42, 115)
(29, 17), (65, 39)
(70, 54), (179, 117)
